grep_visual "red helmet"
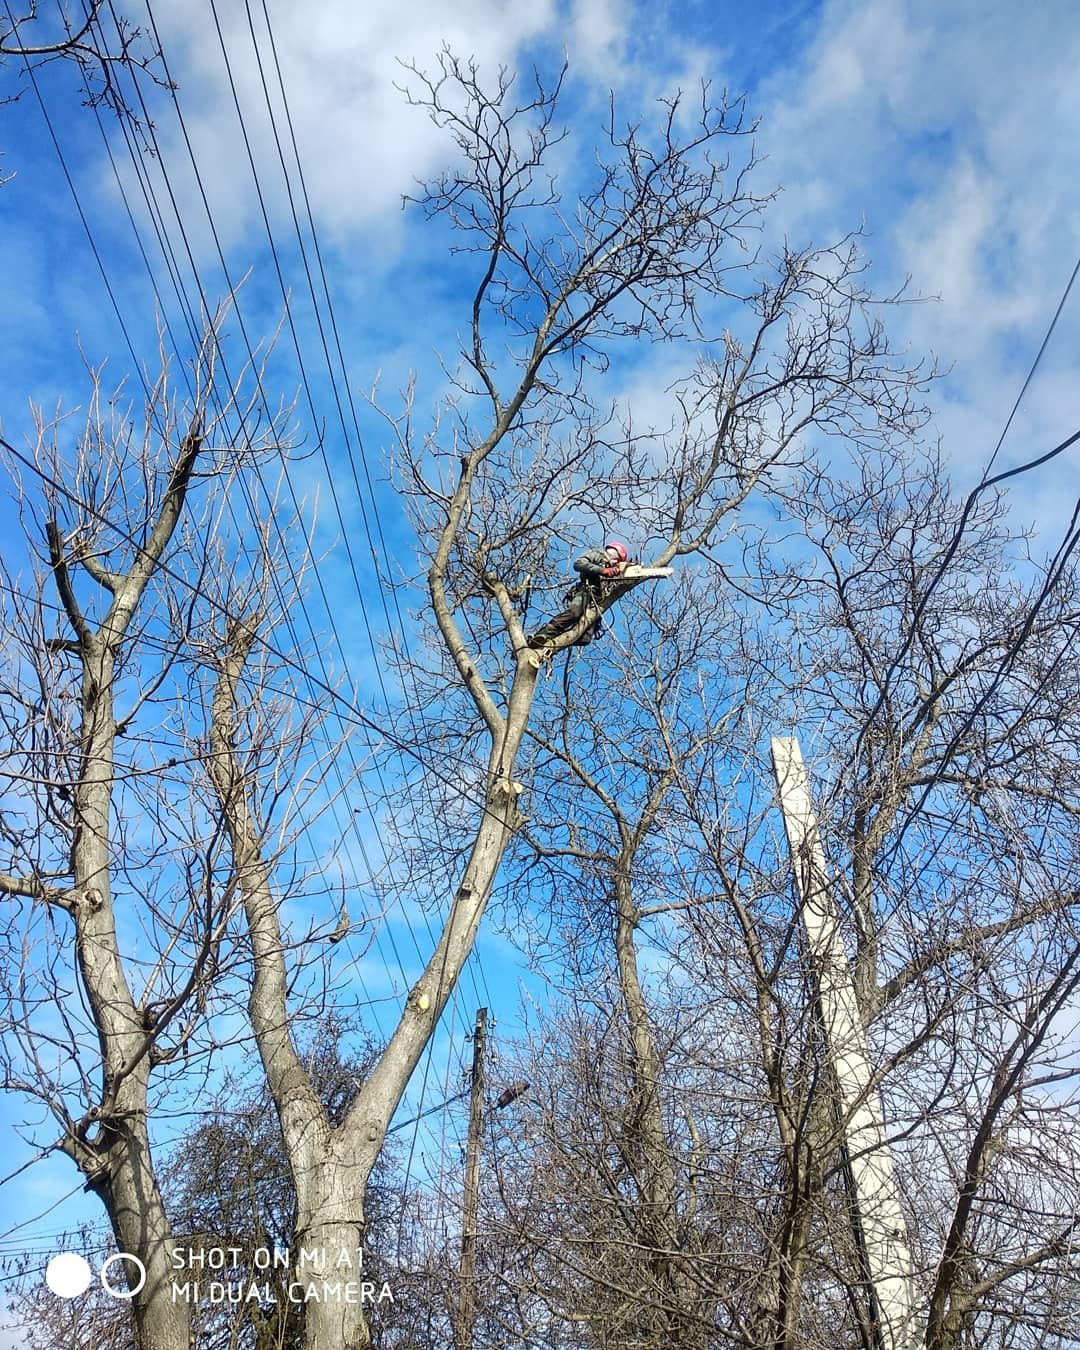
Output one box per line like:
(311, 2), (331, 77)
(606, 540), (628, 561)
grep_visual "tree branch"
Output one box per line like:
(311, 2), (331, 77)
(0, 870), (75, 910)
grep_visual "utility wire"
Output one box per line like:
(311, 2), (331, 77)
(0, 571), (500, 796)
(241, 5), (495, 1191)
(854, 252), (1080, 763)
(226, 5), (493, 1168)
(133, 0), (494, 1067)
(107, 0), (434, 1003)
(205, 0), (485, 1012)
(44, 5), (399, 1020)
(170, 0), (492, 1199)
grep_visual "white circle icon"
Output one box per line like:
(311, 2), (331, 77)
(100, 1252), (146, 1299)
(45, 1252), (92, 1299)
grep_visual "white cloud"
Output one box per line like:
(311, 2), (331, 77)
(561, 0), (723, 117)
(566, 0), (624, 78)
(898, 156), (996, 324)
(748, 0), (1080, 522)
(141, 0), (560, 249)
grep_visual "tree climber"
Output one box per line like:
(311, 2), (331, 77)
(526, 541), (631, 650)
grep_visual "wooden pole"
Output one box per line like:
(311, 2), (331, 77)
(457, 1006), (488, 1350)
(771, 737), (919, 1350)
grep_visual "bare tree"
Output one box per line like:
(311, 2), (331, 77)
(668, 447), (1080, 1348)
(153, 1018), (404, 1350)
(770, 450), (1080, 1349)
(201, 49), (931, 1350)
(0, 309), (300, 1350)
(2, 46), (934, 1350)
(467, 573), (764, 1348)
(0, 0), (164, 182)
(405, 436), (1080, 1350)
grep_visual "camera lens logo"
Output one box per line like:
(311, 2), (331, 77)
(45, 1251), (146, 1300)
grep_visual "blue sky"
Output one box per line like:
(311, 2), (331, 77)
(2, 0), (1080, 1333)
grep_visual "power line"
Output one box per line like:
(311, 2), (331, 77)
(204, 0), (487, 1008)
(131, 0), (494, 1079)
(155, 0), (493, 1206)
(101, 0), (445, 1009)
(228, 0), (496, 1091)
(0, 568), (514, 810)
(18, 0), (400, 1021)
(854, 248), (1080, 763)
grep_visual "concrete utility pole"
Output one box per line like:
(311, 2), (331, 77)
(771, 737), (919, 1350)
(456, 1006), (488, 1350)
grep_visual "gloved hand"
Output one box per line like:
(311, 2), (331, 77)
(601, 564), (622, 577)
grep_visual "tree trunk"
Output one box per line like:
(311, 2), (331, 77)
(90, 1136), (190, 1350)
(68, 634), (190, 1350)
(209, 615), (543, 1350)
(291, 1202), (369, 1350)
(612, 866), (700, 1343)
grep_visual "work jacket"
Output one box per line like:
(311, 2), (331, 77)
(573, 549), (614, 581)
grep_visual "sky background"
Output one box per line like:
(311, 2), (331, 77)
(1, 0), (1079, 1334)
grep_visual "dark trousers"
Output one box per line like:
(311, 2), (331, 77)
(527, 589), (602, 648)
